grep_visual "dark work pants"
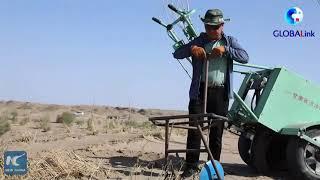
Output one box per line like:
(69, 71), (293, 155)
(185, 84), (229, 166)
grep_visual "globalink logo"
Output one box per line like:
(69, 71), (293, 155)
(285, 7), (303, 25)
(273, 7), (315, 38)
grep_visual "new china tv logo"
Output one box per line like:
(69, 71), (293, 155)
(3, 151), (28, 175)
(273, 7), (315, 38)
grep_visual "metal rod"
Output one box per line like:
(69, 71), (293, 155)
(149, 113), (228, 121)
(301, 134), (320, 148)
(201, 55), (222, 180)
(156, 121), (225, 131)
(186, 57), (192, 64)
(166, 29), (192, 64)
(197, 124), (222, 180)
(167, 28), (192, 64)
(167, 30), (192, 64)
(152, 17), (193, 66)
(170, 16), (183, 27)
(166, 119), (226, 125)
(171, 125), (197, 130)
(233, 62), (271, 70)
(167, 29), (180, 43)
(167, 4), (197, 39)
(164, 124), (205, 130)
(165, 120), (169, 163)
(184, 14), (197, 38)
(233, 70), (252, 74)
(203, 59), (209, 114)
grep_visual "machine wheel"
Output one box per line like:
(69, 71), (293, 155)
(252, 129), (272, 174)
(286, 129), (320, 180)
(251, 128), (288, 174)
(238, 135), (255, 168)
(267, 134), (288, 171)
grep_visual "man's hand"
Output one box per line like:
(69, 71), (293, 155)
(209, 46), (225, 59)
(190, 45), (207, 60)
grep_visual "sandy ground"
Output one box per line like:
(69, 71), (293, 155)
(0, 101), (289, 179)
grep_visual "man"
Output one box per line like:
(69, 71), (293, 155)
(173, 9), (249, 177)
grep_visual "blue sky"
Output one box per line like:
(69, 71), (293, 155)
(0, 0), (319, 110)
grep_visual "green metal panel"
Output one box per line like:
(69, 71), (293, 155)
(229, 73), (253, 121)
(229, 69), (272, 124)
(254, 68), (281, 116)
(256, 67), (320, 132)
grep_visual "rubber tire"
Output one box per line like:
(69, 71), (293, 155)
(238, 135), (255, 168)
(267, 134), (288, 171)
(286, 129), (320, 180)
(252, 129), (273, 174)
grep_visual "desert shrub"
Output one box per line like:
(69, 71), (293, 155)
(40, 115), (51, 132)
(56, 112), (74, 126)
(0, 116), (10, 136)
(7, 110), (18, 123)
(104, 120), (118, 133)
(87, 118), (94, 131)
(87, 118), (98, 135)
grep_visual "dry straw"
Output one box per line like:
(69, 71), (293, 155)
(0, 150), (101, 180)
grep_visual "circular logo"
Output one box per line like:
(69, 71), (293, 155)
(285, 7), (303, 25)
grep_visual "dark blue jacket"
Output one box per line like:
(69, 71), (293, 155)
(173, 32), (249, 100)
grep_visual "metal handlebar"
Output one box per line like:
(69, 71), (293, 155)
(152, 17), (162, 25)
(152, 17), (167, 28)
(168, 4), (179, 13)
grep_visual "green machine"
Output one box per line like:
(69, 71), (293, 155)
(152, 4), (320, 180)
(230, 64), (320, 180)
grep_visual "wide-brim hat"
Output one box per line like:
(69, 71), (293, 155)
(201, 9), (230, 26)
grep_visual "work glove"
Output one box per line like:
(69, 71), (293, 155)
(209, 46), (225, 59)
(190, 45), (207, 60)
